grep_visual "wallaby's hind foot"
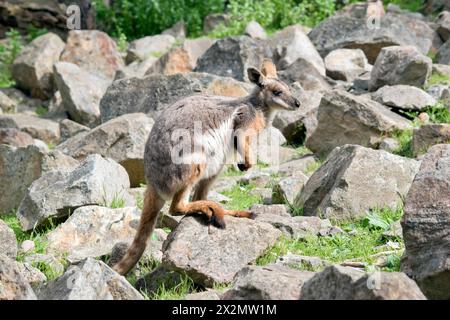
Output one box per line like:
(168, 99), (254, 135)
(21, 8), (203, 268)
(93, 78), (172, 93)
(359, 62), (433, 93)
(112, 185), (165, 275)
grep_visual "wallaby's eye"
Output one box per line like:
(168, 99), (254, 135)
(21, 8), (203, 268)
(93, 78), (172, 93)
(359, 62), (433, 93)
(273, 90), (282, 97)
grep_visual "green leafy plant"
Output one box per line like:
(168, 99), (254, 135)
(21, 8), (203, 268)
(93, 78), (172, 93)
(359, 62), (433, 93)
(392, 129), (414, 158)
(0, 29), (24, 87)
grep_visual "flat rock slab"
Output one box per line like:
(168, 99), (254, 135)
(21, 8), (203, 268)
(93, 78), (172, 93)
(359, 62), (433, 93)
(162, 215), (282, 287)
(222, 264), (315, 300)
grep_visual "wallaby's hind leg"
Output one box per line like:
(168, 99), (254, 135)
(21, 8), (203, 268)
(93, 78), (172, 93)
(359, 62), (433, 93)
(192, 176), (217, 201)
(170, 186), (253, 229)
(113, 185), (165, 275)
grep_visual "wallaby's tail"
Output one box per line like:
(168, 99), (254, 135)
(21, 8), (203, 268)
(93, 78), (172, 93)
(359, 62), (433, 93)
(113, 185), (165, 275)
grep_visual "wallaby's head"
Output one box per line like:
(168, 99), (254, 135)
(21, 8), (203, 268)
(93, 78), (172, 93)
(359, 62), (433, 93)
(247, 59), (301, 111)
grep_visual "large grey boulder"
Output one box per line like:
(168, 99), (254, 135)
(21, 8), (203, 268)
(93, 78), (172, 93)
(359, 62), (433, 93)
(309, 13), (436, 64)
(0, 220), (17, 259)
(46, 206), (142, 262)
(436, 39), (450, 64)
(59, 119), (89, 142)
(272, 172), (309, 205)
(11, 33), (65, 99)
(17, 154), (130, 231)
(0, 254), (37, 300)
(194, 36), (271, 81)
(305, 90), (411, 156)
(60, 30), (124, 80)
(57, 113), (154, 187)
(222, 264), (315, 300)
(301, 265), (426, 300)
(401, 144), (450, 299)
(100, 72), (252, 122)
(36, 258), (143, 300)
(0, 145), (79, 214)
(295, 145), (420, 220)
(0, 114), (60, 143)
(162, 215), (282, 287)
(268, 25), (325, 75)
(324, 48), (370, 82)
(126, 34), (176, 64)
(412, 124), (450, 156)
(0, 128), (34, 147)
(53, 62), (111, 127)
(369, 46), (432, 91)
(371, 85), (436, 111)
(436, 11), (450, 42)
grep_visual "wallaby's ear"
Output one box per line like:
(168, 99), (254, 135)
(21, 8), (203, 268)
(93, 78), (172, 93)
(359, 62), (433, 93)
(247, 67), (265, 87)
(261, 59), (277, 78)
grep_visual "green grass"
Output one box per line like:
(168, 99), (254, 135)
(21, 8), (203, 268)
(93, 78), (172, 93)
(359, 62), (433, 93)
(386, 0), (423, 12)
(427, 71), (450, 87)
(257, 205), (404, 272)
(304, 158), (324, 175)
(150, 272), (197, 300)
(0, 29), (23, 88)
(221, 183), (262, 211)
(35, 105), (48, 117)
(392, 129), (414, 158)
(220, 165), (245, 177)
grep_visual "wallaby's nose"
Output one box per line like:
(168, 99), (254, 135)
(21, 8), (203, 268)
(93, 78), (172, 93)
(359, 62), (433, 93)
(294, 99), (301, 108)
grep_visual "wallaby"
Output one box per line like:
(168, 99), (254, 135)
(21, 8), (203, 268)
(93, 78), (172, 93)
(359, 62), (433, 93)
(113, 59), (301, 275)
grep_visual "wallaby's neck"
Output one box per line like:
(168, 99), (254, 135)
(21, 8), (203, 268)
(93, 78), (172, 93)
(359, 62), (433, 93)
(245, 88), (275, 125)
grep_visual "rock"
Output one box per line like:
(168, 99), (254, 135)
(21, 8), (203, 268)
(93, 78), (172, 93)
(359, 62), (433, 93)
(11, 33), (65, 99)
(0, 220), (17, 259)
(254, 213), (339, 239)
(20, 240), (35, 254)
(272, 90), (322, 144)
(436, 11), (450, 42)
(135, 266), (184, 296)
(0, 87), (42, 113)
(324, 49), (370, 82)
(0, 114), (60, 143)
(17, 154), (130, 231)
(146, 38), (215, 76)
(295, 145), (420, 220)
(272, 172), (309, 205)
(379, 137), (400, 153)
(278, 60), (330, 92)
(249, 204), (290, 217)
(59, 119), (89, 142)
(0, 91), (17, 113)
(372, 85), (436, 111)
(126, 35), (176, 64)
(275, 156), (317, 177)
(17, 262), (47, 286)
(162, 215), (281, 286)
(401, 144), (450, 299)
(115, 57), (158, 80)
(301, 265), (426, 300)
(222, 264), (314, 300)
(53, 62), (110, 127)
(0, 145), (79, 215)
(309, 13), (436, 64)
(186, 290), (222, 300)
(100, 72), (252, 122)
(46, 206), (142, 262)
(162, 21), (186, 39)
(57, 113), (154, 187)
(276, 253), (331, 271)
(203, 13), (230, 33)
(436, 39), (450, 64)
(244, 21), (267, 40)
(0, 254), (37, 300)
(382, 220), (403, 240)
(250, 188), (272, 205)
(0, 128), (34, 147)
(60, 30), (124, 80)
(305, 90), (412, 156)
(353, 71), (371, 91)
(45, 90), (68, 121)
(36, 258), (143, 300)
(369, 46), (432, 91)
(23, 253), (64, 277)
(194, 36), (271, 81)
(269, 25), (325, 76)
(412, 124), (450, 157)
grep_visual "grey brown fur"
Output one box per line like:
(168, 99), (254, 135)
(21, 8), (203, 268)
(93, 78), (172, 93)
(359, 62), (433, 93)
(113, 59), (300, 275)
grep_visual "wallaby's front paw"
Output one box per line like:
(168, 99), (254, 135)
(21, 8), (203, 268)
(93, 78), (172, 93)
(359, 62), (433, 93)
(237, 163), (251, 172)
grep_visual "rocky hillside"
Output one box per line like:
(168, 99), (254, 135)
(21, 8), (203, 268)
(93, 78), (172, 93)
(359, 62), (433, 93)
(0, 1), (449, 300)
